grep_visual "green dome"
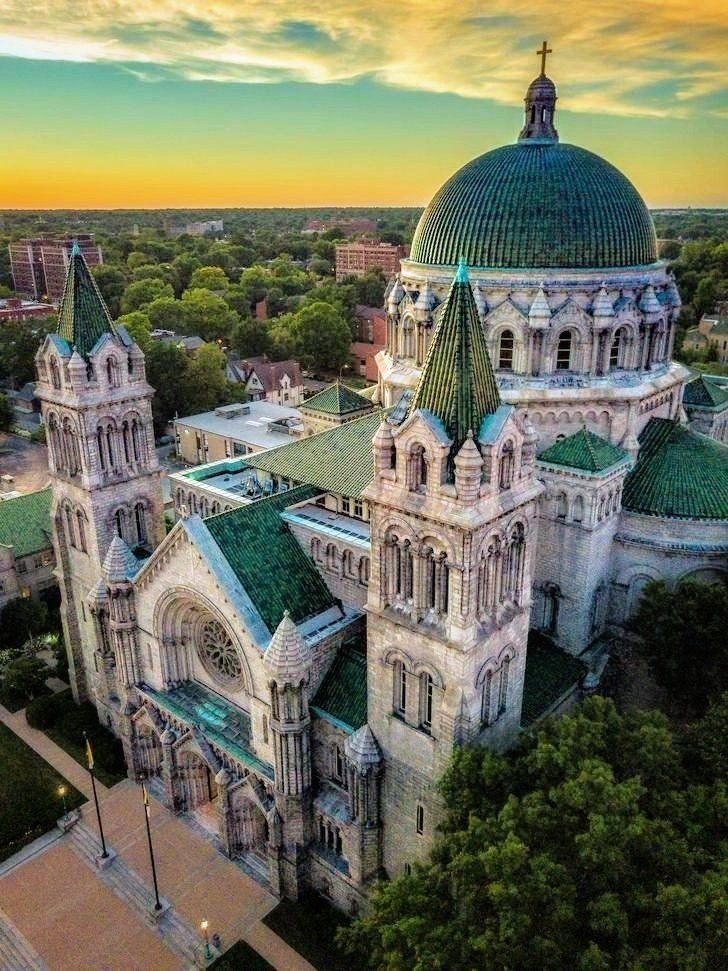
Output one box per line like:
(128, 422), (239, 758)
(410, 142), (657, 270)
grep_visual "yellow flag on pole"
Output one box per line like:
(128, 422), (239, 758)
(85, 736), (94, 771)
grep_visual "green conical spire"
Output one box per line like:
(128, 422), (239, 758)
(57, 244), (116, 357)
(409, 264), (500, 470)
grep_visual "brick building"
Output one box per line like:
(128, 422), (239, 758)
(335, 242), (406, 281)
(0, 297), (56, 323)
(351, 305), (387, 380)
(9, 235), (102, 302)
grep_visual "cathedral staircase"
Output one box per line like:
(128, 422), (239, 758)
(66, 821), (200, 964)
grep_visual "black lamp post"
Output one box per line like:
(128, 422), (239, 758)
(200, 919), (212, 960)
(57, 784), (68, 821)
(138, 775), (163, 911)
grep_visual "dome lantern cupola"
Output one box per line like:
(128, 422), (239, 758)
(519, 41), (558, 143)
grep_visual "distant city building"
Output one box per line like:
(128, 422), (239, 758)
(303, 217), (377, 236)
(9, 234), (102, 301)
(227, 356), (304, 407)
(335, 242), (406, 281)
(0, 488), (55, 608)
(0, 297), (56, 323)
(166, 219), (224, 237)
(351, 304), (387, 381)
(174, 401), (304, 465)
(683, 307), (728, 363)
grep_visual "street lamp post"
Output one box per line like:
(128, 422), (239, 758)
(139, 776), (163, 911)
(200, 919), (212, 960)
(58, 785), (68, 821)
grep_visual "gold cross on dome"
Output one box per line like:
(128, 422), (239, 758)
(537, 40), (552, 75)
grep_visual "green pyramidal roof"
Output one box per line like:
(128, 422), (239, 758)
(683, 375), (728, 411)
(0, 487), (52, 557)
(537, 428), (629, 474)
(409, 261), (500, 462)
(622, 418), (728, 520)
(57, 244), (116, 357)
(302, 382), (373, 416)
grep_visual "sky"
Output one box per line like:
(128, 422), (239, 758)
(1, 0), (727, 209)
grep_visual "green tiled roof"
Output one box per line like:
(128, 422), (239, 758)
(0, 488), (52, 557)
(537, 428), (629, 474)
(204, 485), (336, 632)
(182, 458), (246, 482)
(410, 143), (656, 270)
(622, 418), (728, 520)
(521, 635), (587, 728)
(683, 375), (728, 411)
(57, 245), (117, 357)
(312, 641), (367, 732)
(302, 383), (374, 416)
(140, 681), (273, 779)
(247, 410), (382, 498)
(409, 262), (500, 467)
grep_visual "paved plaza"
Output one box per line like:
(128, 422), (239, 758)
(0, 706), (315, 970)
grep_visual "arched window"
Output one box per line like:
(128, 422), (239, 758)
(64, 506), (76, 549)
(556, 330), (573, 370)
(610, 328), (624, 368)
(481, 669), (493, 727)
(326, 543), (337, 571)
(106, 425), (116, 471)
(419, 672), (434, 732)
(134, 503), (147, 545)
(393, 660), (407, 716)
(76, 510), (87, 552)
(359, 556), (370, 586)
(499, 441), (514, 489)
(49, 357), (61, 389)
(573, 495), (584, 523)
(498, 330), (514, 370)
(122, 421), (131, 463)
(556, 493), (568, 519)
(131, 419), (141, 462)
(499, 657), (510, 715)
(331, 744), (346, 785)
(114, 508), (125, 539)
(96, 427), (106, 471)
(311, 537), (321, 562)
(342, 550), (354, 578)
(106, 357), (120, 387)
(409, 444), (427, 492)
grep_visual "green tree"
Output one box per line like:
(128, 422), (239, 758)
(145, 296), (188, 333)
(230, 317), (272, 358)
(0, 321), (53, 387)
(0, 597), (49, 652)
(181, 288), (238, 342)
(630, 578), (728, 715)
(185, 343), (228, 414)
(117, 311), (151, 350)
(0, 392), (13, 431)
(340, 696), (728, 971)
(120, 278), (174, 314)
(170, 253), (202, 295)
(145, 341), (191, 434)
(1, 656), (50, 702)
(189, 266), (230, 291)
(288, 301), (352, 370)
(91, 265), (127, 317)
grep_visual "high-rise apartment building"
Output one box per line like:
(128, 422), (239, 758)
(9, 234), (102, 301)
(334, 242), (407, 281)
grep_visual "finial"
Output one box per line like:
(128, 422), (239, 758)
(455, 258), (469, 284)
(537, 40), (552, 76)
(71, 240), (81, 257)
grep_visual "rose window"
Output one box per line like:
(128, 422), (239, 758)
(197, 619), (243, 687)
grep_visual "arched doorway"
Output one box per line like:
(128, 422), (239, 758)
(176, 750), (218, 812)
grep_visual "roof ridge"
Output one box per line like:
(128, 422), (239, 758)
(56, 245), (117, 357)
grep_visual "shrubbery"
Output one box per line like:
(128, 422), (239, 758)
(25, 692), (63, 729)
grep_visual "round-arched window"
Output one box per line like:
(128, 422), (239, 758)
(197, 618), (244, 688)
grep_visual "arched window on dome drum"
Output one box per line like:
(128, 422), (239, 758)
(610, 328), (625, 369)
(498, 330), (514, 370)
(556, 331), (573, 370)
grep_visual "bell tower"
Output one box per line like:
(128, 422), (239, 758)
(35, 245), (164, 707)
(519, 41), (558, 143)
(363, 261), (543, 876)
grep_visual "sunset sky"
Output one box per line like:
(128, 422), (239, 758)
(1, 0), (727, 209)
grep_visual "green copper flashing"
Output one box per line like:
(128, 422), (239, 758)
(409, 267), (500, 470)
(57, 246), (117, 357)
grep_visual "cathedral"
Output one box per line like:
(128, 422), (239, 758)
(35, 62), (728, 914)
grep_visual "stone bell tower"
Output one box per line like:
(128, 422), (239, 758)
(35, 245), (164, 706)
(363, 261), (543, 877)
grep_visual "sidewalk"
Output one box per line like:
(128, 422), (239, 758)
(0, 702), (106, 801)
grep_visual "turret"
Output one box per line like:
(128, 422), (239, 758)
(518, 44), (558, 143)
(528, 285), (551, 328)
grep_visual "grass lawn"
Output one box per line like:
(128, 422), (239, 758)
(211, 939), (273, 970)
(41, 691), (127, 788)
(263, 892), (361, 971)
(0, 721), (83, 862)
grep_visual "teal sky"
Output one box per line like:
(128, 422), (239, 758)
(1, 3), (726, 208)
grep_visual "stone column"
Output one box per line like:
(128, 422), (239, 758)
(160, 728), (177, 810)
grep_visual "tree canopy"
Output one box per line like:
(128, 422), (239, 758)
(340, 695), (728, 971)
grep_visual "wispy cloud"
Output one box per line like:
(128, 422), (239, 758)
(0, 0), (725, 117)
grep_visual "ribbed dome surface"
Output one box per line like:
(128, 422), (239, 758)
(410, 143), (657, 270)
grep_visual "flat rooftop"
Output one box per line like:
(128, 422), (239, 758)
(175, 401), (304, 451)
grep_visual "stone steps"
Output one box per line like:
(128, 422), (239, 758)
(66, 822), (199, 963)
(0, 907), (46, 970)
